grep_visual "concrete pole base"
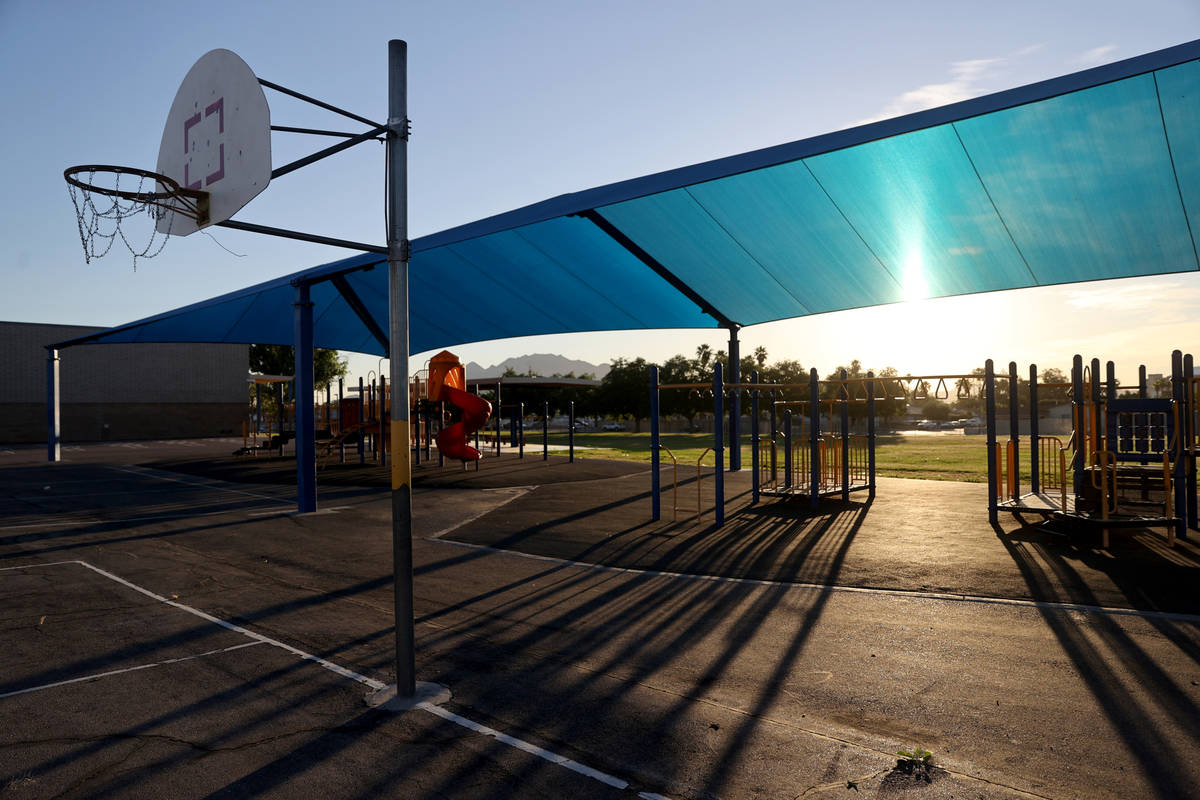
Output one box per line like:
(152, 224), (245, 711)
(365, 681), (451, 711)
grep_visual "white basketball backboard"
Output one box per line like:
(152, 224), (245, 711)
(156, 49), (271, 235)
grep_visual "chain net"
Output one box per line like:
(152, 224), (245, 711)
(66, 168), (179, 270)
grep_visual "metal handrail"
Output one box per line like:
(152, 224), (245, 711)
(696, 447), (713, 522)
(660, 445), (679, 523)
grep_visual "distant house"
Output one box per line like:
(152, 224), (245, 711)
(1, 321), (247, 444)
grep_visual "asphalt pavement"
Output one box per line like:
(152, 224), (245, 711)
(1, 439), (1198, 799)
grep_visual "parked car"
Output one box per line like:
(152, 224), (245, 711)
(602, 422), (625, 431)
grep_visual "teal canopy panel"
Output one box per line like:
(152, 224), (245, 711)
(60, 39), (1200, 357)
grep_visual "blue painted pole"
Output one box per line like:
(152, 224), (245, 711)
(380, 375), (388, 468)
(358, 377), (365, 465)
(867, 371), (876, 499)
(46, 347), (60, 462)
(338, 378), (345, 463)
(293, 281), (316, 513)
(750, 369), (759, 504)
(713, 361), (724, 526)
(728, 328), (740, 471)
(1172, 350), (1187, 540)
(809, 368), (820, 510)
(1009, 362), (1020, 500)
(783, 409), (792, 490)
(413, 391), (420, 466)
(986, 359), (998, 523)
(840, 368), (850, 501)
(1071, 355), (1084, 501)
(650, 365), (660, 521)
(769, 390), (777, 482)
(473, 385), (481, 471)
(1185, 353), (1197, 532)
(1029, 364), (1040, 494)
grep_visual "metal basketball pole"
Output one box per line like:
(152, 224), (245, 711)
(387, 39), (416, 699)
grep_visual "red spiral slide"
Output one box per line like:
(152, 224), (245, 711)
(436, 385), (492, 461)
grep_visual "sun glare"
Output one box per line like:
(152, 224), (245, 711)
(902, 250), (930, 301)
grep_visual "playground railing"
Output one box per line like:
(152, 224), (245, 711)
(993, 440), (1019, 502)
(790, 438), (809, 492)
(758, 439), (778, 491)
(848, 435), (870, 486)
(1038, 435), (1066, 494)
(696, 448), (713, 523)
(660, 445), (679, 523)
(1090, 450), (1119, 516)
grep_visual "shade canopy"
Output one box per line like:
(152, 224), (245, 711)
(59, 39), (1200, 356)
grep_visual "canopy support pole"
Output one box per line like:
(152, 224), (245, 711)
(728, 326), (741, 471)
(46, 348), (60, 463)
(293, 281), (316, 513)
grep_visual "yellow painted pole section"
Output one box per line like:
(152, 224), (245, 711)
(392, 420), (410, 491)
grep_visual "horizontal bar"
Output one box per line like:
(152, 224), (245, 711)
(271, 124), (384, 139)
(215, 219), (387, 254)
(271, 124), (389, 180)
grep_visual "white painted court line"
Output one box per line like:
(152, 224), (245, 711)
(423, 487), (532, 540)
(0, 518), (103, 531)
(0, 505), (297, 533)
(429, 538), (1200, 625)
(74, 560), (389, 690)
(107, 465), (293, 505)
(0, 560), (84, 571)
(0, 641), (265, 699)
(246, 505), (351, 517)
(419, 702), (626, 791)
(2, 560), (673, 799)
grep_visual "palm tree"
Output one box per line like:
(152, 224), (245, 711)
(754, 346), (767, 368)
(696, 344), (712, 370)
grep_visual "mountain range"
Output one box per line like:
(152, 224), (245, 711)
(464, 353), (610, 379)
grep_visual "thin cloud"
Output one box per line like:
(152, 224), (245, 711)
(854, 58), (1003, 125)
(849, 42), (1057, 128)
(1074, 44), (1119, 67)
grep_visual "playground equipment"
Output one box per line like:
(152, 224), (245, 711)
(985, 351), (1198, 547)
(238, 373), (295, 456)
(650, 363), (990, 528)
(650, 364), (930, 526)
(427, 351), (491, 462)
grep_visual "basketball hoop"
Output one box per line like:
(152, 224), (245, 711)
(64, 165), (210, 269)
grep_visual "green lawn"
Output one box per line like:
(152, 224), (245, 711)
(537, 431), (1038, 483)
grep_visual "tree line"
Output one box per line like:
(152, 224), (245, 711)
(248, 343), (1091, 429)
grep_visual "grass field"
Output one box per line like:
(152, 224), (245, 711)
(535, 431), (1038, 483)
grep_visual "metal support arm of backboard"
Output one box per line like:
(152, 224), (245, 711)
(270, 124), (388, 180)
(216, 219), (386, 254)
(259, 77), (383, 129)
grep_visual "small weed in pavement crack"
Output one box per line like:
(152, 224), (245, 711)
(895, 746), (934, 782)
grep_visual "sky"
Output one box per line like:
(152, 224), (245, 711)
(2, 0), (1199, 388)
